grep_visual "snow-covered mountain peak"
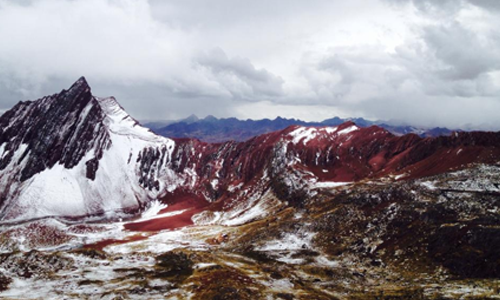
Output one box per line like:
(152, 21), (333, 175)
(0, 78), (176, 222)
(97, 96), (168, 143)
(2, 77), (500, 227)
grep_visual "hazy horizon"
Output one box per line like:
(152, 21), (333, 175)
(139, 112), (458, 130)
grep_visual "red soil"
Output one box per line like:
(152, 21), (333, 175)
(84, 234), (147, 251)
(124, 191), (210, 232)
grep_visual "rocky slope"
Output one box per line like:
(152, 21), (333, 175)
(0, 164), (499, 299)
(0, 78), (499, 299)
(0, 77), (177, 222)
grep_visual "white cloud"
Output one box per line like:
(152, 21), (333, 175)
(0, 0), (197, 85)
(0, 0), (499, 129)
(196, 48), (284, 100)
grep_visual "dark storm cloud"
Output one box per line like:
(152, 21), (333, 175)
(469, 0), (500, 11)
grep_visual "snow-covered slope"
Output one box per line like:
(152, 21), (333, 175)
(0, 78), (176, 222)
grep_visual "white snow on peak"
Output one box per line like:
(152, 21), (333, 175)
(0, 143), (6, 159)
(97, 97), (168, 143)
(323, 127), (338, 134)
(74, 97), (179, 217)
(289, 127), (318, 145)
(288, 126), (339, 145)
(337, 125), (358, 135)
(1, 97), (180, 222)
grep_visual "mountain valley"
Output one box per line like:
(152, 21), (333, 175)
(0, 78), (499, 299)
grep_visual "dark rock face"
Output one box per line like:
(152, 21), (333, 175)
(0, 272), (11, 292)
(85, 158), (100, 181)
(155, 251), (194, 282)
(0, 77), (110, 182)
(137, 146), (169, 191)
(429, 225), (500, 278)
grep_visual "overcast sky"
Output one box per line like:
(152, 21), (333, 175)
(0, 0), (499, 129)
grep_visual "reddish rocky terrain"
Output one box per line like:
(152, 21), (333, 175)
(0, 78), (499, 299)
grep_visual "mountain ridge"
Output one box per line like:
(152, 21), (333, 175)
(0, 78), (499, 225)
(146, 114), (456, 143)
(0, 77), (176, 222)
(1, 78), (500, 298)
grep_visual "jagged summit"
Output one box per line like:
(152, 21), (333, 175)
(0, 77), (106, 182)
(69, 76), (90, 90)
(0, 79), (174, 221)
(97, 96), (164, 142)
(61, 76), (92, 104)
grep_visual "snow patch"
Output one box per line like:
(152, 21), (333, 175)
(130, 209), (188, 224)
(394, 173), (407, 180)
(105, 226), (222, 254)
(227, 182), (244, 192)
(421, 181), (437, 190)
(323, 127), (338, 134)
(219, 190), (282, 226)
(210, 179), (219, 190)
(313, 181), (351, 189)
(191, 211), (223, 226)
(337, 125), (358, 135)
(289, 127), (318, 145)
(315, 256), (340, 267)
(141, 200), (169, 220)
(0, 143), (5, 158)
(256, 232), (316, 251)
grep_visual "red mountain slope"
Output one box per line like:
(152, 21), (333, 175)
(1, 78), (499, 225)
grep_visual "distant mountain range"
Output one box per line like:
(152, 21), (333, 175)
(144, 115), (455, 143)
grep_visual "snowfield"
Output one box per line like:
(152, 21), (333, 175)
(0, 96), (178, 222)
